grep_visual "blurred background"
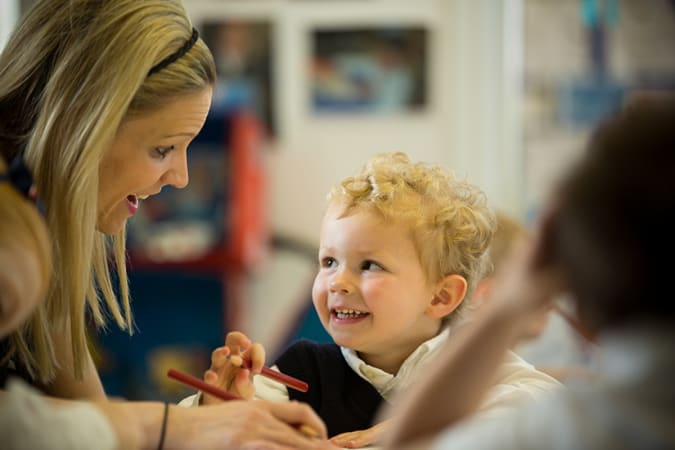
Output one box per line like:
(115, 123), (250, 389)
(2, 0), (674, 401)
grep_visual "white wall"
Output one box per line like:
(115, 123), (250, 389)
(186, 0), (524, 241)
(185, 0), (524, 349)
(0, 0), (19, 50)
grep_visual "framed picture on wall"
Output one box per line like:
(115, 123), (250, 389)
(200, 20), (276, 138)
(310, 26), (428, 114)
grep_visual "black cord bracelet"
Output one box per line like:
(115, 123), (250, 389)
(158, 402), (169, 450)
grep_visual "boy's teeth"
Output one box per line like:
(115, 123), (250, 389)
(334, 309), (368, 319)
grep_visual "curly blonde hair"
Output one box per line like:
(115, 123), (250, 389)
(328, 152), (495, 323)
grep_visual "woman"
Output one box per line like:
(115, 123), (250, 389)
(0, 1), (329, 448)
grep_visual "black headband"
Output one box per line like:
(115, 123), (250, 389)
(148, 27), (199, 76)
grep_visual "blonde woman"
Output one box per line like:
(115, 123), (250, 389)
(191, 152), (560, 448)
(0, 1), (329, 448)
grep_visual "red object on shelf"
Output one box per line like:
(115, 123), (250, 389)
(225, 111), (267, 272)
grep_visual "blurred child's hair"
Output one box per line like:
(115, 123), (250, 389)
(328, 152), (495, 324)
(486, 211), (530, 277)
(0, 157), (52, 376)
(553, 95), (675, 332)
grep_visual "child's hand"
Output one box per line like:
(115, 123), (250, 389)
(329, 419), (389, 448)
(201, 331), (266, 404)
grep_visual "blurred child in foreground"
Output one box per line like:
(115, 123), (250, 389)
(383, 96), (675, 450)
(473, 211), (593, 383)
(0, 156), (118, 448)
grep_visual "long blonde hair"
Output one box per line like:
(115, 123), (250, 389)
(329, 152), (495, 325)
(0, 0), (216, 382)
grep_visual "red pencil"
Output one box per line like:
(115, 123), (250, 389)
(167, 368), (241, 401)
(234, 357), (309, 393)
(166, 368), (320, 438)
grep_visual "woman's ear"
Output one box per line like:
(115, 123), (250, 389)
(426, 274), (468, 319)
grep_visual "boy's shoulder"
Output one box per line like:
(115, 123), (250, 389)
(277, 339), (341, 365)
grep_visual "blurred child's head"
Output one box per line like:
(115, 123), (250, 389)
(487, 212), (530, 277)
(551, 96), (675, 334)
(474, 211), (550, 340)
(473, 211), (530, 305)
(0, 156), (52, 338)
(312, 152), (494, 370)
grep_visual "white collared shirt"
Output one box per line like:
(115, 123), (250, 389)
(252, 328), (560, 409)
(339, 329), (450, 402)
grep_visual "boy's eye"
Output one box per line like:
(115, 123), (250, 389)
(320, 257), (336, 268)
(361, 260), (383, 271)
(154, 145), (175, 159)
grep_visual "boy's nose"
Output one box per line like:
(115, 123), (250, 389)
(329, 279), (353, 295)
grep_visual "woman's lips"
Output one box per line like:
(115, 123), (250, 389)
(126, 194), (139, 215)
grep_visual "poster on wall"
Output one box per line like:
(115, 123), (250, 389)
(310, 27), (428, 114)
(201, 20), (275, 137)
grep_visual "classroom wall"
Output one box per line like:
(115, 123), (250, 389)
(185, 0), (524, 239)
(183, 0), (675, 352)
(184, 0), (525, 351)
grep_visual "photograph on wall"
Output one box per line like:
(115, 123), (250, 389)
(310, 26), (428, 114)
(200, 20), (276, 137)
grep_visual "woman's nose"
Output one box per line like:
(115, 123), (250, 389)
(164, 153), (189, 189)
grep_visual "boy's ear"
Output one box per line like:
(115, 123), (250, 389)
(426, 274), (467, 319)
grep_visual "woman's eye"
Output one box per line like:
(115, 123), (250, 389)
(361, 260), (383, 271)
(154, 145), (175, 159)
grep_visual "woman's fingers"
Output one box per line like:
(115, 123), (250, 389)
(263, 400), (328, 440)
(223, 401), (333, 449)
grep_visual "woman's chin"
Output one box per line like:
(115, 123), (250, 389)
(96, 218), (125, 235)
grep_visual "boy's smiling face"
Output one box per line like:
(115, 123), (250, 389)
(312, 206), (443, 374)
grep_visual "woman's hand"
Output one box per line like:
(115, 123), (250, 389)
(329, 419), (390, 448)
(101, 398), (338, 450)
(202, 331), (266, 404)
(172, 400), (335, 449)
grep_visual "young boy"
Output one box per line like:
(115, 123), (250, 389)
(187, 152), (560, 447)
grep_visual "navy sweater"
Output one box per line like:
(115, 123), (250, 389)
(275, 340), (385, 438)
